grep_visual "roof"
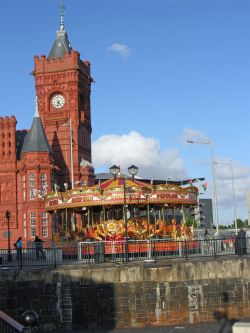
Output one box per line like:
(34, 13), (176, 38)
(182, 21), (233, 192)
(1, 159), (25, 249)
(96, 178), (151, 190)
(20, 109), (52, 155)
(48, 28), (72, 60)
(16, 130), (28, 159)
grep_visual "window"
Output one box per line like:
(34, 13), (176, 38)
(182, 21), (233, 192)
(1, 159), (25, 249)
(23, 176), (26, 200)
(40, 174), (47, 196)
(30, 212), (36, 237)
(23, 214), (27, 239)
(42, 212), (48, 237)
(42, 227), (48, 237)
(42, 212), (48, 226)
(30, 188), (35, 200)
(29, 174), (35, 200)
(29, 174), (35, 187)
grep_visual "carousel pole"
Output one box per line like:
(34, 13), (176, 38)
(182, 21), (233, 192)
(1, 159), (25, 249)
(109, 164), (139, 263)
(162, 207), (165, 223)
(87, 208), (90, 228)
(123, 178), (129, 262)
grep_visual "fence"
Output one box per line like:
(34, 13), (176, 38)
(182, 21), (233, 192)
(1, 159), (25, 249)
(0, 311), (26, 333)
(0, 235), (248, 268)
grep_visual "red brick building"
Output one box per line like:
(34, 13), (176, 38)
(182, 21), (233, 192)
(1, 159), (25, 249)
(0, 10), (94, 248)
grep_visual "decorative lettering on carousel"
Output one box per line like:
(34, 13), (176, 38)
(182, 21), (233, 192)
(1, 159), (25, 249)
(72, 197), (84, 203)
(156, 193), (179, 199)
(49, 199), (59, 206)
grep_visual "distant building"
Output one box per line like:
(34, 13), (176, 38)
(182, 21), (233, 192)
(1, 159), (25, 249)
(199, 199), (213, 229)
(187, 198), (213, 229)
(0, 7), (94, 248)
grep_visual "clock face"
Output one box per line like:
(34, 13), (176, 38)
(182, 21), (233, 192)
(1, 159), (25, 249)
(51, 94), (65, 109)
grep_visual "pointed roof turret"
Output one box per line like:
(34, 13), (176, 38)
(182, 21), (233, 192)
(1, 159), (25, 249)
(21, 97), (52, 155)
(48, 0), (72, 60)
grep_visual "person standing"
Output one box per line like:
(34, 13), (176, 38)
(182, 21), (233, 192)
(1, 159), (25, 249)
(14, 237), (22, 264)
(34, 236), (46, 259)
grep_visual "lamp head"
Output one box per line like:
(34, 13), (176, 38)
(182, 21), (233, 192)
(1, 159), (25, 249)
(5, 210), (10, 220)
(21, 310), (38, 328)
(128, 165), (138, 177)
(109, 165), (120, 178)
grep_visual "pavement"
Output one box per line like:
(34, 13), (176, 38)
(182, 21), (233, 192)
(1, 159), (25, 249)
(54, 319), (241, 333)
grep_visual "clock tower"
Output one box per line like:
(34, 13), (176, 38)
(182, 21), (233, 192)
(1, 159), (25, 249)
(33, 3), (94, 189)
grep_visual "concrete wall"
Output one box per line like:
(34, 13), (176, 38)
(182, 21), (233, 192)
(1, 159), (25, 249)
(2, 258), (250, 331)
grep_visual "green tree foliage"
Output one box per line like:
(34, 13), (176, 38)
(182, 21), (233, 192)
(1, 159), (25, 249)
(186, 217), (197, 228)
(218, 218), (249, 229)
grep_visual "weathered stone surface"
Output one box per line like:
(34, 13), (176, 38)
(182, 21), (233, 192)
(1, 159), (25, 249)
(2, 258), (250, 330)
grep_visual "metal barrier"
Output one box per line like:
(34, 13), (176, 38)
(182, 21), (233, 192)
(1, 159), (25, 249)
(0, 236), (247, 268)
(0, 311), (26, 333)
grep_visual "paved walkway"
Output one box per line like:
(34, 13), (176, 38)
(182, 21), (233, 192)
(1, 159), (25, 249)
(55, 319), (242, 333)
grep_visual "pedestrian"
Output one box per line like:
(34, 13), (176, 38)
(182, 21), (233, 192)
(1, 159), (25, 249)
(204, 229), (209, 240)
(34, 236), (46, 259)
(14, 237), (22, 263)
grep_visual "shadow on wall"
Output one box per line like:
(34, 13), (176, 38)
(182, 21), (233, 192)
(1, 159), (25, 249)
(213, 292), (237, 333)
(1, 272), (115, 332)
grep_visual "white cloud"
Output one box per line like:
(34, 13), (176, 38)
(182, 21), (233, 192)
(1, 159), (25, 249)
(214, 162), (250, 209)
(107, 43), (131, 59)
(181, 127), (210, 144)
(92, 131), (186, 179)
(181, 127), (250, 220)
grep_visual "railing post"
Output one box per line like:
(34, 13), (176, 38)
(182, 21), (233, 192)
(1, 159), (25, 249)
(213, 239), (217, 258)
(20, 249), (23, 268)
(77, 242), (81, 261)
(185, 239), (188, 259)
(154, 240), (157, 262)
(178, 240), (182, 257)
(53, 244), (57, 268)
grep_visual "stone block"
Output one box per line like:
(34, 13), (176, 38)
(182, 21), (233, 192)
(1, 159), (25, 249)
(233, 322), (250, 333)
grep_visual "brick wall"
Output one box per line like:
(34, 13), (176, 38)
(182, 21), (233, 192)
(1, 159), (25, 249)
(1, 258), (250, 331)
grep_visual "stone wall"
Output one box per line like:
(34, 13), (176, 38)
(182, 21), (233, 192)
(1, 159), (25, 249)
(1, 257), (250, 331)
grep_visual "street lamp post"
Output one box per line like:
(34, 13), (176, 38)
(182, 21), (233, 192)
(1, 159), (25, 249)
(63, 118), (74, 189)
(109, 164), (138, 262)
(214, 160), (238, 235)
(187, 139), (219, 234)
(168, 176), (186, 224)
(5, 210), (12, 262)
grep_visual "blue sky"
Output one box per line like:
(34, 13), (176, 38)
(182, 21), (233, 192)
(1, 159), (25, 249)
(1, 0), (250, 225)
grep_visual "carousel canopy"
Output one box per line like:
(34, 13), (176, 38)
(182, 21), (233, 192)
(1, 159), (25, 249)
(45, 176), (198, 212)
(95, 178), (152, 190)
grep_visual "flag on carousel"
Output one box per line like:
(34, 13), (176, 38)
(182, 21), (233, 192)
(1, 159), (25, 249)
(202, 182), (208, 191)
(97, 179), (101, 190)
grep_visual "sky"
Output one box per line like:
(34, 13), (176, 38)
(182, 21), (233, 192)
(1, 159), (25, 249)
(0, 0), (250, 225)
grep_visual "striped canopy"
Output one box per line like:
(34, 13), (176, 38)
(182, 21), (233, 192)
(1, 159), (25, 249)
(96, 178), (152, 190)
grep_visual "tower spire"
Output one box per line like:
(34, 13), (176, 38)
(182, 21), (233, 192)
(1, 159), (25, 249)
(60, 0), (65, 31)
(48, 0), (72, 59)
(35, 96), (39, 118)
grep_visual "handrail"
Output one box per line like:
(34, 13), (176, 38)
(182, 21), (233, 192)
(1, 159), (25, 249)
(0, 310), (25, 332)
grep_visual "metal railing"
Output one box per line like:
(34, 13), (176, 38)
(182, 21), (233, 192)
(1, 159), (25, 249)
(0, 235), (248, 268)
(0, 311), (26, 333)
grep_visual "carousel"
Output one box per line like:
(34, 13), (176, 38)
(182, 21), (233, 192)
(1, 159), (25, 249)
(45, 165), (200, 244)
